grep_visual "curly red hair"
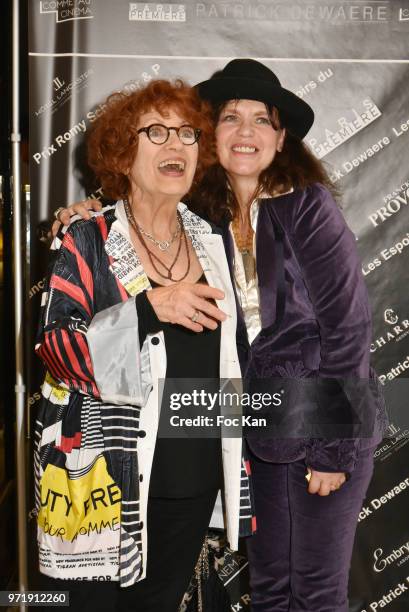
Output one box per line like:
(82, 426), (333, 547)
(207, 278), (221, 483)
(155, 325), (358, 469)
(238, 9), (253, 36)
(87, 79), (216, 199)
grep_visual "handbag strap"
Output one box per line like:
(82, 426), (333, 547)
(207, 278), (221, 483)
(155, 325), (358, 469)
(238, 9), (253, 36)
(194, 534), (210, 612)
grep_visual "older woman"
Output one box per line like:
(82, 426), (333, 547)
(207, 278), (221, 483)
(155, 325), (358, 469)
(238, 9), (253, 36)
(34, 79), (250, 612)
(56, 61), (387, 611)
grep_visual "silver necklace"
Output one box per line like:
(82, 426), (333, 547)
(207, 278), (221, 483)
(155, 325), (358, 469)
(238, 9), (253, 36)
(124, 199), (181, 251)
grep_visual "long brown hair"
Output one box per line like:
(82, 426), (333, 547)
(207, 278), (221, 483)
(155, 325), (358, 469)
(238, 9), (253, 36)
(188, 102), (337, 224)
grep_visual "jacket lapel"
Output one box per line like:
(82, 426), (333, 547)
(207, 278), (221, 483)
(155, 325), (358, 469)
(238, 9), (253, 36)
(256, 199), (286, 334)
(220, 217), (250, 365)
(105, 201), (151, 297)
(181, 205), (240, 373)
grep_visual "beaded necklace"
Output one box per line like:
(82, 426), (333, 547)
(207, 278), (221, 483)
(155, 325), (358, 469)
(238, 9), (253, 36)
(231, 214), (256, 283)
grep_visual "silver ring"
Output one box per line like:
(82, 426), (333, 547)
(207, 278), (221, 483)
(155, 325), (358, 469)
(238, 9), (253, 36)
(191, 310), (200, 323)
(54, 207), (65, 221)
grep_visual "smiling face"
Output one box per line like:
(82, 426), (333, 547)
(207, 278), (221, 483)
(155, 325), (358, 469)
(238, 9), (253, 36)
(128, 107), (199, 203)
(215, 99), (285, 189)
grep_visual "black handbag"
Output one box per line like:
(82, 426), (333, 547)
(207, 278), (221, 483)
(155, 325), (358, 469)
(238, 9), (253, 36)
(181, 534), (231, 612)
(184, 567), (231, 612)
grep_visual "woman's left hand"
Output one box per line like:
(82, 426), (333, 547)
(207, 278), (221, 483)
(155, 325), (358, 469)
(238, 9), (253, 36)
(307, 469), (347, 496)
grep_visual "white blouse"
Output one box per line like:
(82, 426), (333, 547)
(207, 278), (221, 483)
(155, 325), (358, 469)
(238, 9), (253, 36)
(230, 191), (293, 343)
(230, 199), (261, 343)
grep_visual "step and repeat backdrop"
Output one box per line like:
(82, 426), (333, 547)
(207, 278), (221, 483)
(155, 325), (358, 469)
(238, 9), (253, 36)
(29, 2), (409, 610)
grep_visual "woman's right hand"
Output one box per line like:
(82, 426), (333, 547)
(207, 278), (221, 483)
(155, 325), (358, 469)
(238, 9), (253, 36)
(147, 282), (228, 332)
(51, 199), (102, 238)
(307, 469), (347, 496)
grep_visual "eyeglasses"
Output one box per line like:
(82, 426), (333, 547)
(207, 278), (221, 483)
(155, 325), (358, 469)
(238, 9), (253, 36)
(137, 124), (201, 145)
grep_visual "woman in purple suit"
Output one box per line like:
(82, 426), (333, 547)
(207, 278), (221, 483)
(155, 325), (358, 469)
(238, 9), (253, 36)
(56, 60), (387, 611)
(194, 59), (386, 612)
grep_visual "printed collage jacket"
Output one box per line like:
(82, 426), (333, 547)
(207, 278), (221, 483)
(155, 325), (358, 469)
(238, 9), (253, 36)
(34, 201), (254, 586)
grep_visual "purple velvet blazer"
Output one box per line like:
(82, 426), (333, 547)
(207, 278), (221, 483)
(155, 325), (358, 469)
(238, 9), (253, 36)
(222, 183), (386, 473)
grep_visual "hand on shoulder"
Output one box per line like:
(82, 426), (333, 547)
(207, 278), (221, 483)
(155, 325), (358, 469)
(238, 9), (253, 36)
(51, 198), (103, 238)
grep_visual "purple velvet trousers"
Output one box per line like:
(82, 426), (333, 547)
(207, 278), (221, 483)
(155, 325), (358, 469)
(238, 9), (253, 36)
(246, 446), (375, 612)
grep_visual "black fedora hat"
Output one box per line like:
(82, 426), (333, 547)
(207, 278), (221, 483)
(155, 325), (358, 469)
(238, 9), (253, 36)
(196, 59), (314, 139)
